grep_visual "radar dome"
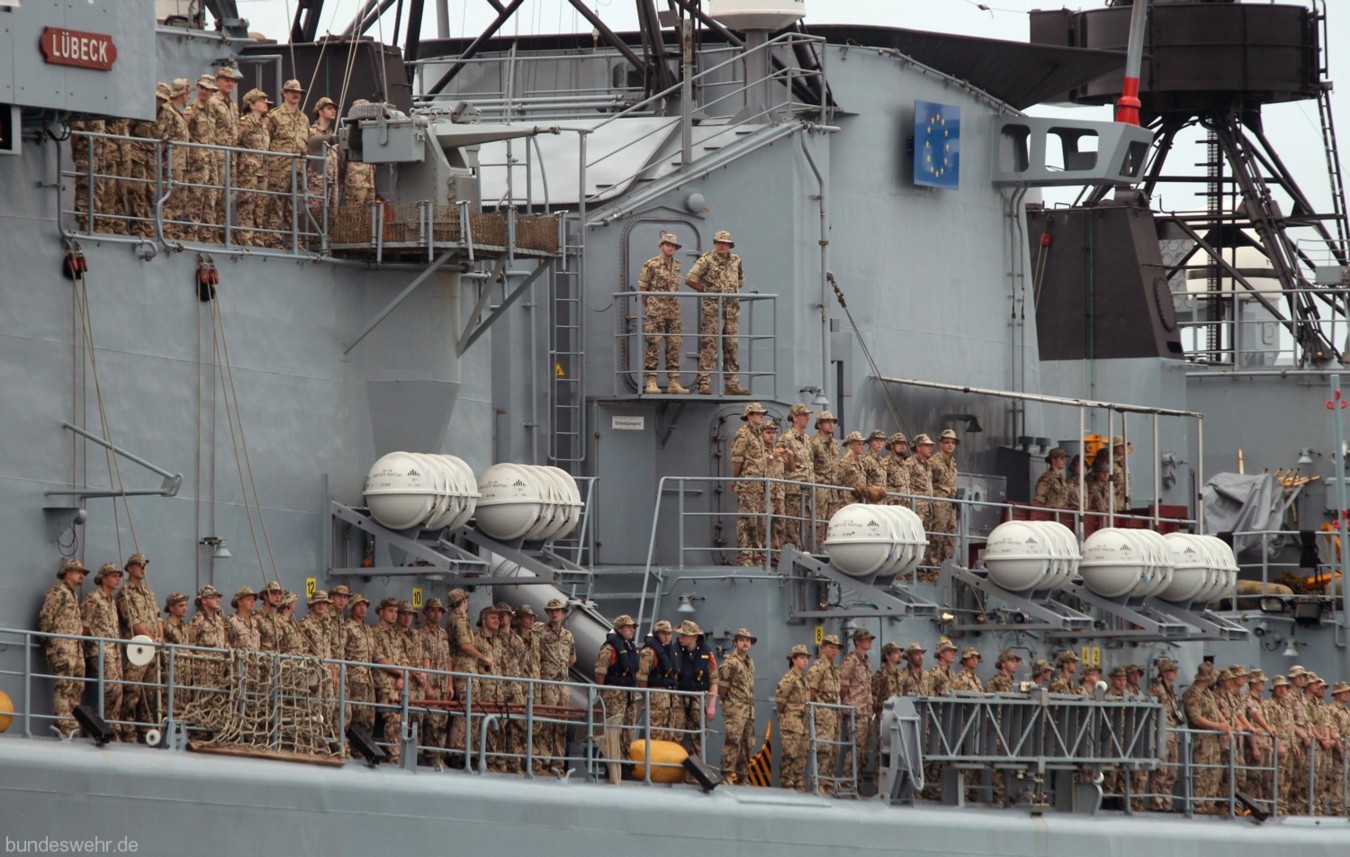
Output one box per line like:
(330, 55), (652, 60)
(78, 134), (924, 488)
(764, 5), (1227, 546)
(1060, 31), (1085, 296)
(709, 0), (805, 32)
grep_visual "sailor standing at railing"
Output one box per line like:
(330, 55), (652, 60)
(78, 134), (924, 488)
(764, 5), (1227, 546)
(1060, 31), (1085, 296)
(235, 89), (272, 247)
(538, 598), (576, 770)
(1047, 649), (1078, 694)
(343, 594), (377, 749)
(637, 618), (680, 742)
(206, 66), (242, 243)
(265, 80), (312, 242)
(184, 75), (220, 242)
(187, 585), (227, 701)
(1304, 674), (1336, 815)
(923, 428), (960, 571)
(159, 593), (188, 717)
(1327, 681), (1350, 815)
(82, 563), (125, 738)
(511, 605), (543, 773)
(808, 411), (840, 545)
(1263, 675), (1298, 813)
(884, 433), (911, 509)
(1182, 662), (1230, 815)
(896, 642), (928, 697)
(1147, 658), (1183, 811)
(595, 614), (640, 783)
(687, 230), (750, 396)
(776, 644), (813, 791)
(836, 431), (870, 506)
(154, 80), (191, 240)
(861, 431), (887, 493)
(839, 628), (876, 783)
(638, 232), (688, 396)
(775, 404), (816, 551)
(731, 404), (770, 566)
(371, 598), (407, 764)
(805, 634), (842, 794)
(418, 597), (452, 768)
(872, 642), (905, 710)
(1242, 669), (1277, 809)
(116, 553), (158, 742)
(719, 629), (758, 785)
(672, 620), (719, 781)
(906, 435), (935, 580)
(38, 558), (87, 738)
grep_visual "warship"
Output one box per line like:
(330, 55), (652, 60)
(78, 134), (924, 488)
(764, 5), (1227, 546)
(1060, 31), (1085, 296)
(2, 0), (1350, 853)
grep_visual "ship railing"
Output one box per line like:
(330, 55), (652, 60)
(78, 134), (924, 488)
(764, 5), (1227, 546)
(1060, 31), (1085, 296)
(1218, 528), (1345, 608)
(61, 128), (339, 256)
(636, 473), (1197, 584)
(612, 290), (777, 399)
(1172, 726), (1350, 818)
(408, 33), (829, 127)
(0, 627), (717, 786)
(1178, 285), (1350, 370)
(806, 701), (859, 797)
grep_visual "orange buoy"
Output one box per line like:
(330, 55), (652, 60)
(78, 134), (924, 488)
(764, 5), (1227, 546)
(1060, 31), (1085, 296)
(629, 739), (688, 783)
(0, 689), (13, 733)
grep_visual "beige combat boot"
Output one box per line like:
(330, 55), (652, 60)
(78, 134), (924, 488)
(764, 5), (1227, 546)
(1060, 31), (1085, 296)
(724, 379), (750, 396)
(644, 376), (661, 395)
(667, 379), (690, 395)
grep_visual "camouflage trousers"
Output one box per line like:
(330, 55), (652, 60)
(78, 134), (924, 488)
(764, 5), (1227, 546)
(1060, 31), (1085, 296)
(265, 160), (300, 247)
(72, 157), (93, 232)
(696, 294), (740, 390)
(1324, 748), (1346, 815)
(1244, 736), (1274, 809)
(720, 708), (756, 785)
(669, 694), (709, 783)
(534, 677), (570, 772)
(1191, 735), (1223, 812)
(46, 643), (84, 738)
(922, 500), (956, 577)
(1149, 730), (1179, 810)
(842, 709), (872, 784)
(375, 684), (403, 763)
(235, 171), (268, 247)
(184, 154), (219, 242)
(344, 182), (374, 209)
(422, 688), (449, 764)
(645, 687), (678, 742)
(736, 484), (768, 567)
(780, 725), (808, 790)
(814, 488), (839, 547)
(775, 490), (811, 555)
(93, 170), (127, 234)
(125, 156), (156, 238)
(643, 297), (683, 381)
(87, 644), (124, 733)
(122, 659), (160, 739)
(812, 709), (840, 793)
(346, 675), (375, 740)
(600, 688), (638, 783)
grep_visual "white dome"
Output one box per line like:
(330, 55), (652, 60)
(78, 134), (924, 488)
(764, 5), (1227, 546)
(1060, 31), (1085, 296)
(709, 0), (805, 32)
(1159, 532), (1209, 602)
(824, 505), (897, 577)
(1080, 528), (1149, 598)
(365, 451), (440, 530)
(475, 463), (549, 541)
(984, 520), (1053, 591)
(1038, 520), (1082, 590)
(1132, 529), (1175, 599)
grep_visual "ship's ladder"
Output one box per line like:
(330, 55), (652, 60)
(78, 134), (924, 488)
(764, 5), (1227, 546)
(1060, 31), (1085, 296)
(549, 233), (585, 468)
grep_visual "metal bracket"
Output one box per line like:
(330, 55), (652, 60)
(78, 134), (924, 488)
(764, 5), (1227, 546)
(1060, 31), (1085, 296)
(782, 546), (937, 620)
(344, 249), (459, 355)
(328, 500), (487, 580)
(457, 258), (552, 356)
(950, 567), (1094, 633)
(1061, 582), (1192, 640)
(45, 421), (183, 499)
(1148, 601), (1249, 641)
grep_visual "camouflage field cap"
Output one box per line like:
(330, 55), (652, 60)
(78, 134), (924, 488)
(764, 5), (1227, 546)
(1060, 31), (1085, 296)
(1109, 666), (1128, 679)
(912, 433), (934, 447)
(1110, 435), (1125, 447)
(1156, 658), (1179, 673)
(843, 430), (865, 445)
(314, 96), (336, 111)
(732, 627), (757, 643)
(170, 78), (191, 97)
(423, 596), (445, 612)
(652, 619), (673, 633)
(903, 642), (926, 655)
(57, 557), (86, 578)
(447, 588), (469, 607)
(851, 627), (875, 641)
(348, 593), (369, 608)
(938, 428), (959, 445)
(231, 586), (256, 607)
(881, 641), (901, 656)
(243, 88), (270, 107)
(788, 403), (811, 417)
(1055, 649), (1079, 665)
(788, 644), (810, 661)
(674, 619), (702, 637)
(163, 592), (188, 612)
(759, 419), (778, 434)
(330, 584), (351, 597)
(308, 590), (330, 606)
(1248, 669), (1266, 683)
(1193, 662), (1217, 681)
(1307, 673), (1326, 687)
(282, 591), (298, 608)
(477, 605), (497, 624)
(94, 562), (122, 583)
(494, 601), (513, 615)
(396, 599), (414, 613)
(820, 634), (842, 648)
(1031, 658), (1052, 675)
(1288, 664), (1307, 677)
(155, 82), (171, 101)
(1125, 664), (1144, 676)
(123, 552), (148, 569)
(1333, 680), (1350, 695)
(960, 646), (981, 661)
(1081, 664), (1101, 676)
(376, 596), (399, 612)
(282, 78), (305, 93)
(1046, 447), (1068, 462)
(867, 429), (887, 442)
(934, 639), (958, 654)
(196, 584), (221, 603)
(658, 231), (681, 248)
(515, 604), (535, 617)
(545, 597), (567, 611)
(1230, 665), (1250, 680)
(997, 649), (1022, 666)
(261, 580), (284, 594)
(713, 230), (735, 247)
(814, 411), (837, 426)
(740, 402), (768, 421)
(612, 614), (637, 628)
(216, 65), (243, 80)
(196, 74), (218, 91)
(1271, 675), (1291, 689)
(888, 432), (908, 446)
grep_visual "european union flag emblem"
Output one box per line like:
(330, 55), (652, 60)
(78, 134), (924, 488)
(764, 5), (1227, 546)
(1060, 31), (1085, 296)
(914, 101), (960, 190)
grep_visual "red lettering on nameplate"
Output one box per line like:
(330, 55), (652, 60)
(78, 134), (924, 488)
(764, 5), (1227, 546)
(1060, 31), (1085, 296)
(40, 27), (118, 72)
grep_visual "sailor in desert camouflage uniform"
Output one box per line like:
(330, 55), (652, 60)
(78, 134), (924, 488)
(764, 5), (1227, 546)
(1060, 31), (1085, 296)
(160, 592), (188, 716)
(860, 430), (888, 493)
(897, 642), (929, 697)
(838, 628), (875, 779)
(907, 434), (936, 538)
(1034, 447), (1070, 508)
(82, 563), (124, 735)
(776, 644), (812, 791)
(775, 404), (816, 552)
(885, 433), (911, 508)
(951, 647), (983, 692)
(507, 604), (542, 772)
(343, 594), (376, 744)
(473, 605), (511, 771)
(343, 100), (377, 207)
(638, 232), (689, 395)
(805, 634), (843, 793)
(1183, 663), (1229, 814)
(371, 598), (407, 763)
(808, 411), (840, 544)
(1146, 658), (1181, 810)
(731, 405), (769, 566)
(235, 88), (272, 245)
(871, 641), (905, 711)
(418, 597), (452, 766)
(924, 428), (960, 569)
(836, 431), (869, 505)
(38, 558), (87, 737)
(718, 629), (757, 784)
(155, 80), (192, 239)
(537, 597), (576, 769)
(116, 552), (159, 740)
(1047, 649), (1079, 694)
(686, 229), (749, 395)
(638, 618), (680, 742)
(187, 585), (228, 696)
(265, 79), (311, 241)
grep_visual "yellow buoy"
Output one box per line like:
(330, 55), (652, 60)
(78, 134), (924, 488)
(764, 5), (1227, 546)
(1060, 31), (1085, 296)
(0, 689), (14, 733)
(629, 739), (688, 783)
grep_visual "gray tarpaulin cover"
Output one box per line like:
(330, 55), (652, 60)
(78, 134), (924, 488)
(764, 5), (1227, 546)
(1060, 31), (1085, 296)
(1203, 472), (1284, 557)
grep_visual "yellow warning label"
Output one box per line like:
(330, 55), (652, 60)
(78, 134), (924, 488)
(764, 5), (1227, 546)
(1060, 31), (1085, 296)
(305, 577), (317, 599)
(555, 362), (565, 378)
(411, 587), (423, 609)
(814, 625), (824, 645)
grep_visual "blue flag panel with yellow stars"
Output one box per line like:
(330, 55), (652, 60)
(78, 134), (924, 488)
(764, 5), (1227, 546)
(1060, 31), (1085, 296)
(914, 101), (961, 190)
